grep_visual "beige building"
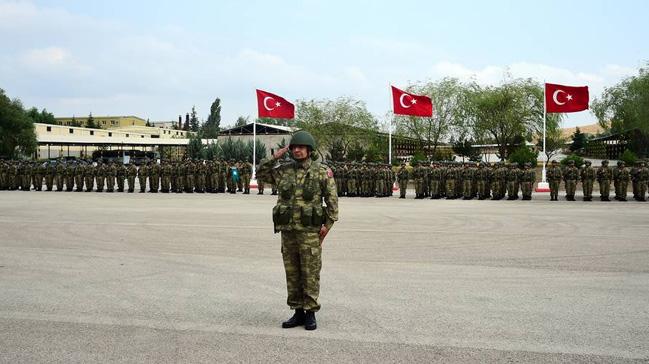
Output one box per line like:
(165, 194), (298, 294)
(54, 115), (147, 129)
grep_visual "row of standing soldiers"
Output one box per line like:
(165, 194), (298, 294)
(0, 159), (265, 194)
(328, 162), (395, 197)
(396, 161), (537, 200)
(546, 159), (649, 201)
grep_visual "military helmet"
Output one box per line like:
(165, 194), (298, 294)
(602, 160), (609, 165)
(551, 160), (558, 164)
(618, 161), (625, 166)
(289, 131), (316, 151)
(585, 160), (592, 165)
(568, 160), (575, 165)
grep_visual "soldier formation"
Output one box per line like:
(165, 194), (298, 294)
(0, 159), (259, 194)
(2, 158), (648, 201)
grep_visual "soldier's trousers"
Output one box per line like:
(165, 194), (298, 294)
(210, 175), (218, 193)
(117, 177), (125, 192)
(598, 180), (610, 199)
(616, 181), (628, 200)
(96, 177), (104, 192)
(632, 181), (638, 198)
(582, 180), (593, 199)
(281, 230), (322, 312)
(150, 176), (159, 192)
(565, 180), (576, 198)
(138, 177), (146, 192)
(347, 180), (356, 196)
(638, 181), (647, 201)
(463, 180), (472, 198)
(161, 176), (170, 192)
(242, 175), (251, 192)
(46, 176), (53, 191)
(75, 176), (83, 191)
(55, 176), (63, 191)
(106, 177), (115, 192)
(33, 175), (43, 191)
(549, 181), (560, 200)
(258, 181), (265, 193)
(197, 175), (206, 192)
(521, 182), (532, 198)
(22, 175), (31, 191)
(127, 177), (135, 192)
(398, 179), (407, 198)
(85, 176), (94, 191)
(66, 176), (74, 191)
(507, 181), (515, 198)
(430, 180), (439, 198)
(446, 180), (455, 198)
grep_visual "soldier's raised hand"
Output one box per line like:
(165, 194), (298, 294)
(273, 146), (290, 160)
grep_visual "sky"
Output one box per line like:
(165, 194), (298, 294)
(1, 0), (647, 129)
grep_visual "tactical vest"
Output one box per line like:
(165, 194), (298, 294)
(273, 161), (326, 233)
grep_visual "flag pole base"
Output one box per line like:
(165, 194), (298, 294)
(535, 182), (550, 192)
(392, 182), (399, 192)
(250, 179), (258, 189)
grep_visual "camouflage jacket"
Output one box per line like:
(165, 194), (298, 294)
(257, 157), (338, 233)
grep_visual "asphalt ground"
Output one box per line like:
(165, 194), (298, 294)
(0, 190), (648, 363)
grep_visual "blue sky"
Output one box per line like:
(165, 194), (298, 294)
(1, 0), (647, 128)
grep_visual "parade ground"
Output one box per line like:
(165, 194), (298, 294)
(0, 191), (647, 363)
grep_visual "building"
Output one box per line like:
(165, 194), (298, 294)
(35, 123), (195, 160)
(54, 115), (147, 129)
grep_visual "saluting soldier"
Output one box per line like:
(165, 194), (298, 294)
(116, 162), (127, 192)
(596, 160), (612, 201)
(95, 161), (106, 192)
(563, 160), (579, 201)
(520, 163), (536, 200)
(138, 162), (148, 193)
(126, 163), (137, 193)
(546, 160), (562, 201)
(614, 161), (630, 201)
(256, 131), (338, 331)
(105, 161), (117, 192)
(84, 161), (95, 192)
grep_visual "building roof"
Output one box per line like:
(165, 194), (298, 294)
(219, 122), (297, 135)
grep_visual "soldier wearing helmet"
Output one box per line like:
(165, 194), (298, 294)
(256, 130), (339, 331)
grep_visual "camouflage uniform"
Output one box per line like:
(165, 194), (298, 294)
(520, 163), (536, 200)
(396, 164), (409, 199)
(546, 161), (562, 201)
(74, 163), (85, 192)
(116, 163), (126, 192)
(580, 161), (595, 201)
(257, 156), (338, 314)
(126, 163), (138, 193)
(614, 161), (630, 201)
(95, 162), (106, 192)
(106, 162), (117, 192)
(596, 160), (612, 201)
(138, 163), (148, 193)
(563, 161), (579, 201)
(84, 163), (95, 192)
(637, 162), (648, 202)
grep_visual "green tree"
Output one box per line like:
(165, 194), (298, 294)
(536, 122), (566, 162)
(560, 154), (585, 168)
(569, 127), (587, 154)
(395, 78), (470, 157)
(203, 141), (222, 160)
(0, 89), (37, 158)
(508, 146), (538, 167)
(69, 115), (81, 127)
(87, 113), (97, 128)
(189, 106), (200, 133)
(234, 116), (249, 127)
(452, 138), (480, 162)
(465, 79), (542, 160)
(592, 63), (649, 157)
(619, 149), (638, 165)
(295, 97), (378, 160)
(202, 98), (221, 138)
(25, 107), (56, 125)
(187, 133), (204, 159)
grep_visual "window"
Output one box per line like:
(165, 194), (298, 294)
(108, 132), (112, 137)
(90, 130), (94, 136)
(126, 134), (129, 137)
(46, 126), (52, 132)
(69, 128), (74, 134)
(141, 135), (144, 138)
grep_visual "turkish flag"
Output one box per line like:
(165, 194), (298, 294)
(545, 83), (589, 113)
(391, 86), (433, 117)
(256, 89), (295, 119)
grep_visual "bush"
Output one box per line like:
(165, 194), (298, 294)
(508, 146), (537, 167)
(619, 149), (638, 165)
(411, 150), (427, 165)
(560, 154), (584, 168)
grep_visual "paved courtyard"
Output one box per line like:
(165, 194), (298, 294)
(0, 191), (647, 363)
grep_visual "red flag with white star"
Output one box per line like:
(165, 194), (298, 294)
(545, 83), (589, 113)
(391, 86), (433, 117)
(256, 89), (295, 119)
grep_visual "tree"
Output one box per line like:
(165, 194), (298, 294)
(569, 127), (587, 154)
(189, 106), (200, 133)
(69, 116), (81, 127)
(452, 138), (480, 162)
(508, 146), (538, 167)
(87, 113), (97, 129)
(203, 141), (222, 160)
(537, 124), (566, 162)
(234, 116), (249, 127)
(295, 97), (378, 160)
(592, 63), (649, 157)
(202, 98), (221, 138)
(465, 79), (542, 160)
(25, 107), (56, 125)
(0, 89), (37, 158)
(395, 78), (470, 157)
(186, 133), (204, 160)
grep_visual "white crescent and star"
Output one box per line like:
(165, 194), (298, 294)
(399, 93), (417, 108)
(552, 89), (573, 105)
(263, 96), (281, 111)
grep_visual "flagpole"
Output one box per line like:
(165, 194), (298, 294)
(252, 118), (257, 182)
(537, 82), (550, 192)
(388, 84), (393, 165)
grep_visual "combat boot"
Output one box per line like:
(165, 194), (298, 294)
(281, 309), (305, 328)
(304, 310), (317, 331)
